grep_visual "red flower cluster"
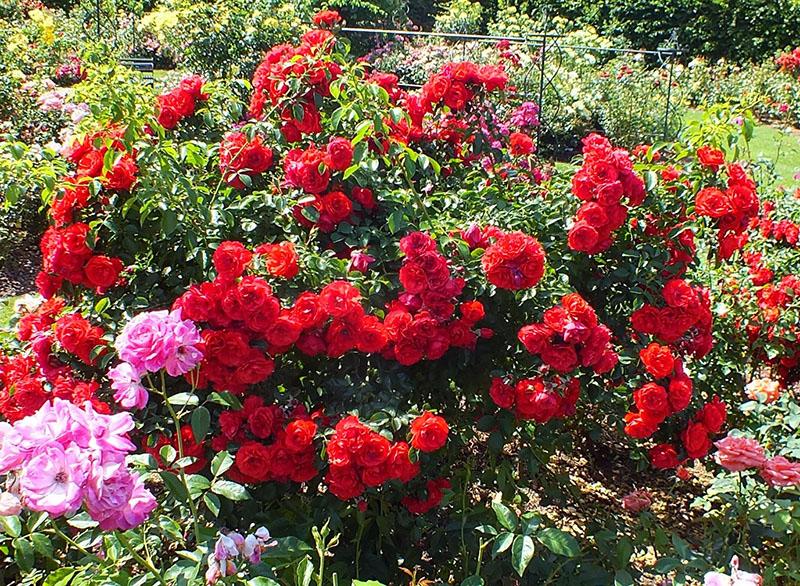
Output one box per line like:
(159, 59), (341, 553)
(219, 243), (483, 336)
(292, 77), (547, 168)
(1, 301), (108, 421)
(681, 397), (727, 459)
(219, 132), (274, 189)
(419, 61), (508, 113)
(488, 375), (580, 423)
(212, 396), (320, 484)
(174, 241), (389, 393)
(776, 47), (800, 75)
(518, 293), (618, 374)
(156, 75), (208, 130)
(249, 27), (340, 131)
(54, 312), (107, 365)
(38, 127), (133, 297)
(694, 161), (759, 259)
(145, 424), (208, 475)
(623, 356), (694, 439)
(401, 478), (450, 514)
(325, 415), (420, 500)
(480, 230), (546, 290)
(755, 200), (800, 248)
(568, 133), (646, 254)
(630, 278), (713, 358)
(382, 232), (487, 365)
(508, 131), (535, 156)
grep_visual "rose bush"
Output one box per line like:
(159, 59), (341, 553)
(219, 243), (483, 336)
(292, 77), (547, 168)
(1, 10), (799, 586)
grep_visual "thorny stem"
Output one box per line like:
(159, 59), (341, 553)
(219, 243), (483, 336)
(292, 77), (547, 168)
(50, 521), (99, 561)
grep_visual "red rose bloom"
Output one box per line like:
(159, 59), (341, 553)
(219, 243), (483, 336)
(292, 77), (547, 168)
(682, 421), (712, 459)
(235, 441), (272, 482)
(83, 255), (123, 290)
(633, 382), (670, 422)
(488, 377), (515, 408)
(213, 241), (252, 280)
(649, 444), (680, 469)
(284, 419), (318, 453)
(697, 146), (725, 170)
(326, 137), (354, 171)
(481, 231), (546, 290)
(312, 9), (342, 27)
(255, 241), (299, 279)
(508, 132), (535, 156)
(639, 343), (675, 379)
(409, 412), (449, 452)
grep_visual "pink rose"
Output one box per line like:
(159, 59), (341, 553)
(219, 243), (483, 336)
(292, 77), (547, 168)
(760, 456), (800, 487)
(714, 436), (766, 472)
(622, 489), (652, 513)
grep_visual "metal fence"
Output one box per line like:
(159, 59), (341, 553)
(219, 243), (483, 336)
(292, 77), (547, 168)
(341, 25), (683, 151)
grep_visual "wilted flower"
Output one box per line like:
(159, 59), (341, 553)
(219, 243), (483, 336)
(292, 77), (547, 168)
(704, 556), (762, 585)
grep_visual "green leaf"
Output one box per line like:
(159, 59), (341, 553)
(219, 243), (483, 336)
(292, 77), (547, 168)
(191, 406), (210, 441)
(492, 532), (514, 558)
(248, 579), (281, 586)
(211, 479), (250, 501)
(0, 515), (22, 537)
(511, 535), (535, 577)
(94, 297), (110, 314)
(30, 532), (54, 559)
(14, 537), (34, 573)
(295, 556), (314, 586)
(537, 527), (580, 557)
(43, 568), (77, 586)
(66, 512), (98, 529)
(160, 470), (190, 502)
(653, 557), (681, 573)
(211, 451), (234, 477)
(161, 209), (178, 235)
(204, 493), (221, 517)
(491, 501), (517, 532)
(615, 537), (633, 569)
(460, 577), (484, 586)
(167, 392), (199, 407)
(208, 392), (242, 409)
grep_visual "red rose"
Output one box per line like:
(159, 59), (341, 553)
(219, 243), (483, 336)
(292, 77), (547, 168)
(255, 241), (299, 279)
(213, 241), (252, 280)
(409, 412), (449, 452)
(540, 343), (578, 373)
(284, 419), (317, 453)
(514, 379), (559, 423)
(666, 375), (692, 412)
(623, 412), (659, 439)
(489, 377), (515, 409)
(104, 154), (138, 191)
(697, 396), (726, 433)
(84, 255), (123, 290)
(639, 343), (675, 379)
(695, 187), (731, 218)
(662, 279), (697, 309)
(235, 441), (272, 482)
(508, 132), (535, 156)
(321, 191), (353, 224)
(265, 314), (303, 347)
(248, 405), (281, 439)
(312, 9), (342, 27)
(649, 444), (680, 469)
(319, 280), (361, 317)
(697, 146), (725, 170)
(232, 351), (275, 387)
(325, 464), (364, 500)
(681, 421), (711, 459)
(357, 432), (391, 467)
(326, 137), (354, 171)
(633, 382), (670, 422)
(218, 410), (243, 439)
(567, 221), (601, 253)
(459, 300), (485, 324)
(481, 231), (545, 290)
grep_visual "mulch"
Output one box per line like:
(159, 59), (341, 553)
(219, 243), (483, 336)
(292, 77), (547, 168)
(0, 235), (40, 297)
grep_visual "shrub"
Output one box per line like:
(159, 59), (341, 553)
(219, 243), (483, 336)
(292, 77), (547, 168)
(1, 10), (800, 586)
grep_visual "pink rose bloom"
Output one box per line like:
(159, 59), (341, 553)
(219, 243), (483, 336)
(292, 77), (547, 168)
(85, 461), (156, 530)
(115, 309), (202, 375)
(20, 442), (88, 516)
(760, 456), (800, 487)
(622, 489), (652, 513)
(109, 362), (149, 409)
(714, 436), (766, 472)
(0, 491), (21, 516)
(704, 556), (762, 585)
(348, 250), (375, 273)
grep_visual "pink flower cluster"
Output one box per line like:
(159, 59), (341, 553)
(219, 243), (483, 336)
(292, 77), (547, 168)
(109, 309), (203, 409)
(715, 435), (800, 487)
(0, 399), (156, 529)
(206, 527), (276, 584)
(704, 556), (762, 586)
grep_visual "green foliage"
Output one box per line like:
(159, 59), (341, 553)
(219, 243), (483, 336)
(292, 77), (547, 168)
(433, 0), (483, 33)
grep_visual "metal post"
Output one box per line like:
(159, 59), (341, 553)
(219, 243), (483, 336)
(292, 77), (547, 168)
(95, 0), (101, 37)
